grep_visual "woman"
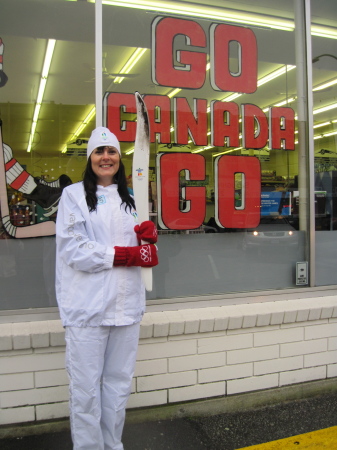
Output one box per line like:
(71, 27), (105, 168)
(55, 126), (158, 450)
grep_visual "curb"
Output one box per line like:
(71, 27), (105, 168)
(1, 377), (336, 439)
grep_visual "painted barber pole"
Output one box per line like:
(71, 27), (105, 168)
(133, 92), (152, 291)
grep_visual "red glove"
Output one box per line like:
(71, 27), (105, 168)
(134, 220), (158, 244)
(114, 244), (158, 267)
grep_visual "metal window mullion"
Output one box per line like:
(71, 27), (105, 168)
(294, 0), (308, 238)
(294, 0), (315, 287)
(95, 0), (103, 127)
(304, 0), (315, 286)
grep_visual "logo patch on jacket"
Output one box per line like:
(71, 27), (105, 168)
(97, 195), (106, 205)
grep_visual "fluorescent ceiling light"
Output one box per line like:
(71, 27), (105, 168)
(36, 78), (48, 105)
(192, 145), (213, 153)
(314, 129), (337, 140)
(313, 102), (337, 115)
(32, 104), (42, 124)
(313, 121), (331, 128)
(273, 97), (296, 107)
(61, 106), (96, 153)
(222, 93), (242, 102)
(27, 39), (56, 152)
(167, 65), (295, 104)
(42, 41), (56, 77)
(313, 78), (337, 91)
(323, 130), (337, 137)
(102, 1), (295, 31)
(100, 1), (337, 40)
(311, 26), (337, 40)
(114, 48), (147, 83)
(168, 88), (182, 98)
(295, 102), (337, 120)
(295, 103), (337, 121)
(218, 65), (295, 110)
(258, 65), (295, 87)
(213, 147), (242, 157)
(75, 107), (96, 135)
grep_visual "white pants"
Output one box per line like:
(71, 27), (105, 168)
(65, 323), (141, 450)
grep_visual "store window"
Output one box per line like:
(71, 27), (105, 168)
(2, 0), (336, 311)
(310, 0), (337, 285)
(0, 0), (95, 309)
(100, 0), (307, 300)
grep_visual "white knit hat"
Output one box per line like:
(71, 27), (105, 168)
(87, 127), (121, 158)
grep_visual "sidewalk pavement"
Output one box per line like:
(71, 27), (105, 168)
(1, 389), (336, 449)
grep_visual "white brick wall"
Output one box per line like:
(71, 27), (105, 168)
(279, 366), (327, 386)
(227, 373), (279, 395)
(280, 338), (327, 357)
(1, 295), (337, 425)
(169, 381), (226, 403)
(198, 362), (253, 383)
(169, 352), (227, 372)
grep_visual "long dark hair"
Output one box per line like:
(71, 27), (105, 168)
(83, 153), (135, 213)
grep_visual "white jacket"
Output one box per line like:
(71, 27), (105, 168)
(55, 182), (145, 327)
